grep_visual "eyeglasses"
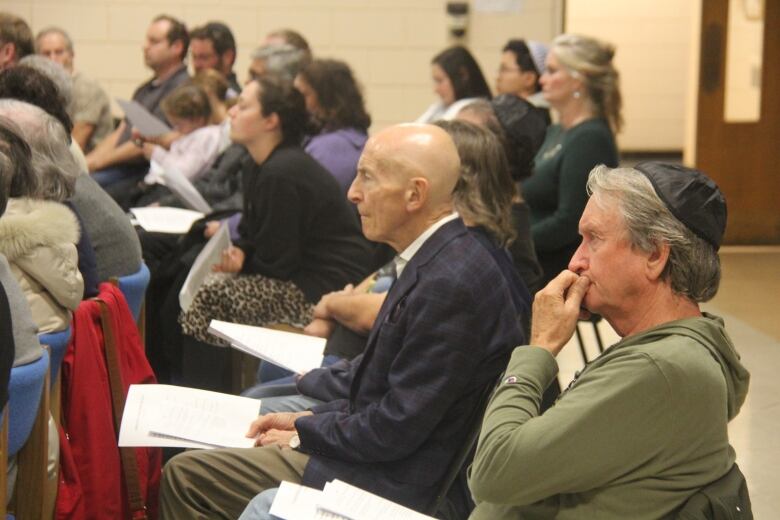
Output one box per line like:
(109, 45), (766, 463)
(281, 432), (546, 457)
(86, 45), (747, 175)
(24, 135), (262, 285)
(498, 65), (521, 75)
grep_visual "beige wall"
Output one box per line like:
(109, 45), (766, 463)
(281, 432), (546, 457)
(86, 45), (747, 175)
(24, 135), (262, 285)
(4, 0), (561, 131)
(566, 0), (699, 152)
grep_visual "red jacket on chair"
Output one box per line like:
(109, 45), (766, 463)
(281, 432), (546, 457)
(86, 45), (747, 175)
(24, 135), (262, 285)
(58, 282), (160, 519)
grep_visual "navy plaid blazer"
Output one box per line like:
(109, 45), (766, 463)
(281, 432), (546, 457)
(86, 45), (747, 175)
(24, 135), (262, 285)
(295, 218), (525, 512)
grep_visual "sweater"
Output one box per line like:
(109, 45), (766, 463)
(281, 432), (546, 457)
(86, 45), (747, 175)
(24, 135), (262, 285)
(304, 128), (367, 195)
(70, 174), (143, 282)
(469, 314), (750, 520)
(523, 118), (617, 254)
(236, 145), (375, 302)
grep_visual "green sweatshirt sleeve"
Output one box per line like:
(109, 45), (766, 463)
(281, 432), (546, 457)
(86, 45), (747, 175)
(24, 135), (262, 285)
(469, 345), (675, 506)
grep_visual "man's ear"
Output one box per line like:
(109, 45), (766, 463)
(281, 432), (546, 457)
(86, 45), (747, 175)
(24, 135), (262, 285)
(0, 42), (15, 66)
(520, 70), (538, 90)
(645, 241), (670, 281)
(172, 40), (185, 61)
(406, 177), (429, 212)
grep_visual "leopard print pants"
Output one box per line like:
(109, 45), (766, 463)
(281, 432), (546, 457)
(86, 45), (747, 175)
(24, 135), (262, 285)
(179, 272), (314, 346)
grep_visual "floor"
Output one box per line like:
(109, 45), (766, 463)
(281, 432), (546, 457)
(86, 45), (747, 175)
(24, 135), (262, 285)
(555, 246), (780, 517)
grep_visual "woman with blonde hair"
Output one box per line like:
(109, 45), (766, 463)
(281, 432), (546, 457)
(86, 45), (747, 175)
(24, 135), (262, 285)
(522, 34), (621, 283)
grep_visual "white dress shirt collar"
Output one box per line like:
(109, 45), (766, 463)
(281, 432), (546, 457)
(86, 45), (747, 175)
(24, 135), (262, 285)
(394, 212), (459, 279)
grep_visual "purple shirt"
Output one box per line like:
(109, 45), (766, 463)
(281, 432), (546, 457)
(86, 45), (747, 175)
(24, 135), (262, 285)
(304, 128), (368, 195)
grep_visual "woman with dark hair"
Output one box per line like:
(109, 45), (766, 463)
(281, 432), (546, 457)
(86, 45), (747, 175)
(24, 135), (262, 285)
(177, 75), (376, 392)
(294, 58), (371, 194)
(416, 45), (491, 123)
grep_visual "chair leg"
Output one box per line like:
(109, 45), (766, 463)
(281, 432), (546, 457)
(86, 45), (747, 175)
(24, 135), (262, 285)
(50, 373), (62, 425)
(231, 350), (260, 395)
(137, 299), (146, 347)
(0, 407), (8, 517)
(575, 323), (589, 364)
(592, 320), (605, 353)
(13, 366), (50, 519)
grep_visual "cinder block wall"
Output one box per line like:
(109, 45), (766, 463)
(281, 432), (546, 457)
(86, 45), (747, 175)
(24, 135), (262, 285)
(566, 0), (698, 152)
(5, 0), (562, 131)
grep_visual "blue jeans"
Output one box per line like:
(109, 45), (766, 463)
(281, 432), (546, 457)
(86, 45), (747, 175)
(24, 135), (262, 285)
(91, 163), (147, 188)
(254, 354), (343, 388)
(257, 394), (325, 414)
(238, 488), (280, 520)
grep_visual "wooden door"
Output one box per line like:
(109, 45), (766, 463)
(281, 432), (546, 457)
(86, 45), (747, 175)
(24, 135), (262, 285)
(696, 0), (780, 244)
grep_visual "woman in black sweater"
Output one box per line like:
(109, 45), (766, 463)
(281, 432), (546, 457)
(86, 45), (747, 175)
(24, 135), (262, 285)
(179, 75), (375, 391)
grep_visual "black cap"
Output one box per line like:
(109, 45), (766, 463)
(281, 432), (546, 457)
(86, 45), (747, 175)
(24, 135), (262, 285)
(634, 162), (727, 250)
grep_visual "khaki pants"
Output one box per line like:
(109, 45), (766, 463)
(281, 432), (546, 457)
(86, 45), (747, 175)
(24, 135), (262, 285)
(159, 444), (310, 519)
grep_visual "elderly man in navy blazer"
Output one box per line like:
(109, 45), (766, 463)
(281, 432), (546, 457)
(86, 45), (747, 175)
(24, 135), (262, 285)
(160, 124), (526, 519)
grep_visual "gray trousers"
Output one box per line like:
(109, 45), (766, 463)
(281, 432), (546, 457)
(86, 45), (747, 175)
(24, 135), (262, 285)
(160, 394), (325, 519)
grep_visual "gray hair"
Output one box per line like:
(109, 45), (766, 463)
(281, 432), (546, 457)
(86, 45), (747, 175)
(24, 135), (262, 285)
(35, 26), (74, 53)
(18, 54), (73, 107)
(587, 165), (720, 302)
(251, 43), (306, 82)
(0, 99), (79, 201)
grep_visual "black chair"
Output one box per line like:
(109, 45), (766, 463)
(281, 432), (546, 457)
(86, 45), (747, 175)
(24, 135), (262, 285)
(428, 379), (498, 518)
(675, 464), (752, 519)
(575, 314), (605, 364)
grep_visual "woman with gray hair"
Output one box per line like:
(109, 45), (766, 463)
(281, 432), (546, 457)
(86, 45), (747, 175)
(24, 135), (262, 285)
(522, 33), (621, 285)
(0, 65), (142, 284)
(0, 102), (85, 333)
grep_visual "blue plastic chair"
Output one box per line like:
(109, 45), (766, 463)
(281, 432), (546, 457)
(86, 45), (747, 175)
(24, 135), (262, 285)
(8, 350), (49, 457)
(115, 262), (150, 323)
(38, 326), (72, 383)
(7, 350), (50, 519)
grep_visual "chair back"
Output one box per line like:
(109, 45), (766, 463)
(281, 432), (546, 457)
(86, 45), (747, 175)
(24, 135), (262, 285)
(114, 262), (150, 322)
(428, 379), (498, 516)
(7, 350), (49, 456)
(39, 326), (72, 382)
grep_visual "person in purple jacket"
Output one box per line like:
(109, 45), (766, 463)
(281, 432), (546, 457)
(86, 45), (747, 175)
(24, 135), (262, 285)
(294, 58), (370, 195)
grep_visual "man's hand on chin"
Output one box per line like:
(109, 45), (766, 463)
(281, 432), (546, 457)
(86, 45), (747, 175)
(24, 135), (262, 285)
(530, 270), (591, 357)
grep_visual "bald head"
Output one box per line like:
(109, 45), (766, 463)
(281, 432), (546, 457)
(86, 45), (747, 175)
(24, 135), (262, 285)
(349, 123), (462, 251)
(368, 123), (460, 205)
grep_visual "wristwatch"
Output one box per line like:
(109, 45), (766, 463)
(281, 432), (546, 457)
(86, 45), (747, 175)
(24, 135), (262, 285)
(289, 434), (301, 449)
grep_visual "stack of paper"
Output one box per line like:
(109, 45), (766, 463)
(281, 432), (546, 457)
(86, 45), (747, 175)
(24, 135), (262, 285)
(117, 98), (172, 137)
(130, 206), (204, 234)
(179, 225), (232, 311)
(208, 320), (325, 375)
(161, 166), (213, 213)
(269, 480), (436, 520)
(118, 384), (261, 449)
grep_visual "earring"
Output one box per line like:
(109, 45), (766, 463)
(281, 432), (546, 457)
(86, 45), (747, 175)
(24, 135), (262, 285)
(573, 90), (581, 99)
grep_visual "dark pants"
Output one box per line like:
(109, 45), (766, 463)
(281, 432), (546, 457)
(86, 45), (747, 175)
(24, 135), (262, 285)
(92, 163), (147, 210)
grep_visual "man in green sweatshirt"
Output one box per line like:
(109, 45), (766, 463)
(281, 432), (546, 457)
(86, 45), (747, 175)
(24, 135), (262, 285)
(469, 162), (750, 519)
